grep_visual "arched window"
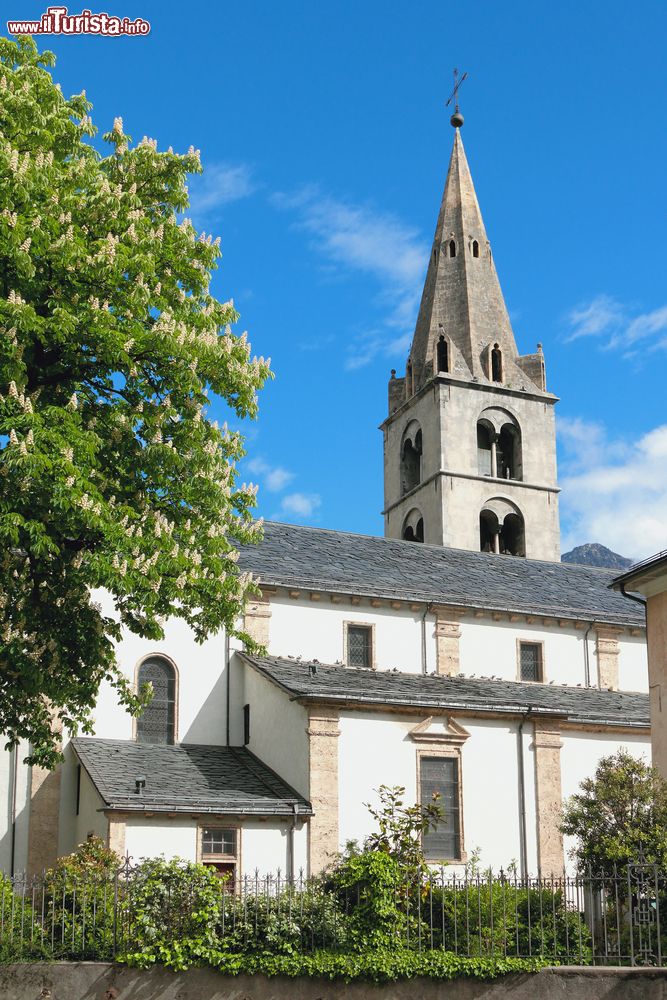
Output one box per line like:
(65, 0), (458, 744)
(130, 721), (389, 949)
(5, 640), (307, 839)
(479, 509), (499, 553)
(436, 335), (449, 374)
(136, 656), (176, 744)
(402, 509), (424, 544)
(448, 240), (456, 258)
(501, 513), (525, 557)
(477, 407), (522, 481)
(476, 422), (493, 477)
(497, 424), (523, 481)
(472, 240), (479, 258)
(479, 500), (525, 557)
(401, 423), (422, 494)
(491, 344), (503, 383)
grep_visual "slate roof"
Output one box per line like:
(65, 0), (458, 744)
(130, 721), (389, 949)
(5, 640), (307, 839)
(241, 654), (650, 730)
(71, 738), (312, 815)
(237, 522), (645, 627)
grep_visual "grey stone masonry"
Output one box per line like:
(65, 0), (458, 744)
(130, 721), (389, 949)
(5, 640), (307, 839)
(383, 127), (560, 559)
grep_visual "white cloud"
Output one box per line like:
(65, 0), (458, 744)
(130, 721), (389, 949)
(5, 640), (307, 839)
(280, 492), (321, 517)
(272, 186), (427, 369)
(565, 294), (667, 352)
(565, 294), (625, 341)
(246, 457), (295, 493)
(188, 163), (255, 216)
(558, 418), (667, 559)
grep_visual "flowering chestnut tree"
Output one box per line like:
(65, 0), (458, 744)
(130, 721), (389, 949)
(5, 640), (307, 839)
(0, 37), (271, 766)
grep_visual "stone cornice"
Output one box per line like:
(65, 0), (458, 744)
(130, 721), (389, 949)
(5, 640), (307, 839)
(266, 586), (644, 634)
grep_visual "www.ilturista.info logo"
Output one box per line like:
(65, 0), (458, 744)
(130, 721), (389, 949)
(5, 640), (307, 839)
(7, 6), (150, 35)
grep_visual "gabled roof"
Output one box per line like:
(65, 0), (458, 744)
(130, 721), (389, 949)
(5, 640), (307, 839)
(241, 654), (649, 730)
(71, 738), (312, 815)
(238, 522), (646, 627)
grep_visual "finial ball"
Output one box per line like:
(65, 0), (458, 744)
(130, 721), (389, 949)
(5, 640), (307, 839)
(450, 110), (464, 128)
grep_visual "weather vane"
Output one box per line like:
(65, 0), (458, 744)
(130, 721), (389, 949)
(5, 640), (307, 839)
(446, 67), (467, 128)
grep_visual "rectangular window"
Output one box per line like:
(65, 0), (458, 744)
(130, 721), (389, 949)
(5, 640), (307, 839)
(202, 827), (236, 856)
(420, 756), (462, 861)
(346, 624), (372, 669)
(201, 827), (238, 885)
(243, 704), (250, 745)
(519, 642), (543, 682)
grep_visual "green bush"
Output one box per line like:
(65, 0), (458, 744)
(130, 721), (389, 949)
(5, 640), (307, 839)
(323, 850), (425, 950)
(120, 857), (224, 970)
(41, 836), (123, 959)
(421, 878), (591, 962)
(205, 947), (547, 982)
(0, 873), (44, 961)
(217, 882), (347, 955)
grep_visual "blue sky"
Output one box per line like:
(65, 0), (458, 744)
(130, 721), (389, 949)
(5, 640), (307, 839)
(12, 0), (667, 559)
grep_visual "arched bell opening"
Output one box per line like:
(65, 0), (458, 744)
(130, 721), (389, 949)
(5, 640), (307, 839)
(501, 512), (525, 557)
(497, 423), (523, 482)
(401, 423), (423, 495)
(402, 508), (424, 544)
(491, 343), (503, 383)
(479, 499), (526, 558)
(476, 421), (494, 477)
(479, 509), (499, 553)
(436, 335), (449, 374)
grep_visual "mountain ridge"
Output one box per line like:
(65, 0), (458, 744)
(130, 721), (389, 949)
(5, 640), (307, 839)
(561, 543), (633, 570)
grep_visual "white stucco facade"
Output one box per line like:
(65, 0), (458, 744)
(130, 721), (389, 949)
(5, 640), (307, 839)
(0, 578), (650, 880)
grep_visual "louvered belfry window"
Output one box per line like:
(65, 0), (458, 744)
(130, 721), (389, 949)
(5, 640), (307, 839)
(519, 642), (543, 683)
(347, 625), (372, 669)
(136, 657), (176, 744)
(421, 756), (461, 861)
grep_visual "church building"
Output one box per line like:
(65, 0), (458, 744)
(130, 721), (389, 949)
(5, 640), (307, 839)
(0, 113), (651, 881)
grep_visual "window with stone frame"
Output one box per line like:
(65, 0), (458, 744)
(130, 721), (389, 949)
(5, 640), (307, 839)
(346, 624), (373, 669)
(420, 755), (462, 861)
(519, 641), (544, 683)
(136, 656), (176, 744)
(201, 826), (238, 885)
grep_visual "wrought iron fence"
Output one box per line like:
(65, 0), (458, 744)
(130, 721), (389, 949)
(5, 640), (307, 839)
(1, 858), (666, 966)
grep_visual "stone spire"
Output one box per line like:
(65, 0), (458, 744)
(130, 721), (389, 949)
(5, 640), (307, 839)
(405, 128), (545, 393)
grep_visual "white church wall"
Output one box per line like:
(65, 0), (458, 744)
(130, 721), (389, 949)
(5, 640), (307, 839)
(56, 747), (109, 858)
(337, 711), (535, 874)
(242, 660), (309, 798)
(240, 820), (308, 877)
(126, 816), (198, 862)
(268, 596), (432, 674)
(123, 815), (304, 876)
(88, 591), (226, 746)
(559, 730), (652, 866)
(0, 744), (31, 874)
(73, 767), (107, 851)
(617, 634), (649, 692)
(458, 618), (589, 687)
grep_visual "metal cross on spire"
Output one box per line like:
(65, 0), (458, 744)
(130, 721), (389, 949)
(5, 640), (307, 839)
(446, 67), (467, 128)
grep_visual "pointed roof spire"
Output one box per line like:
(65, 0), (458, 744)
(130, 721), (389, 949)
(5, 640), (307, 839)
(406, 121), (545, 393)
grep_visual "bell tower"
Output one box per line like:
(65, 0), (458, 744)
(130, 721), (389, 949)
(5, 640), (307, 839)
(381, 108), (560, 561)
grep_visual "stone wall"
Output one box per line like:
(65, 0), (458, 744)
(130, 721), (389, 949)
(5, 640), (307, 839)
(1, 963), (667, 1000)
